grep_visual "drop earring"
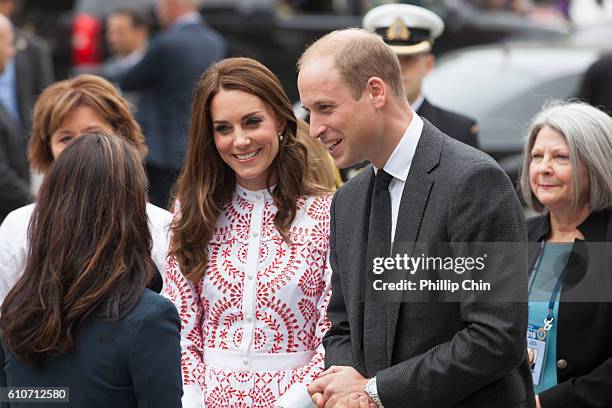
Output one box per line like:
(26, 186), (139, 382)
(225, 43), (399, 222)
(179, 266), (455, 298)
(278, 131), (284, 142)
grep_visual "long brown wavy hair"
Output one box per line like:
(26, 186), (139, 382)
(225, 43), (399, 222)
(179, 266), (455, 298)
(170, 57), (321, 282)
(0, 133), (155, 366)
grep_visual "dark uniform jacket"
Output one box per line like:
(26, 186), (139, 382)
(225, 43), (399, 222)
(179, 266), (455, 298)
(527, 208), (612, 408)
(577, 53), (612, 116)
(417, 98), (480, 149)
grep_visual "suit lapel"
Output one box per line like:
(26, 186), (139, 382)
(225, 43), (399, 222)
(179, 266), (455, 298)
(345, 166), (375, 353)
(386, 120), (442, 364)
(14, 45), (31, 131)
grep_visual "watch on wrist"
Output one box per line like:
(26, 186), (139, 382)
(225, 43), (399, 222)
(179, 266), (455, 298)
(364, 377), (384, 408)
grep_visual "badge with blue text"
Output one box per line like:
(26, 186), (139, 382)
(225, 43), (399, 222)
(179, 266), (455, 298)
(527, 322), (548, 385)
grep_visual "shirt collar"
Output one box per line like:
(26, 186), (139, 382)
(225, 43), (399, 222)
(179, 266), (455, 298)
(170, 12), (202, 30)
(235, 184), (274, 202)
(411, 94), (425, 112)
(374, 113), (423, 183)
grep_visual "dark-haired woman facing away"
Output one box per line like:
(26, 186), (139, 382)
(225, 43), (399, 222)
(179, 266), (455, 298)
(0, 134), (183, 407)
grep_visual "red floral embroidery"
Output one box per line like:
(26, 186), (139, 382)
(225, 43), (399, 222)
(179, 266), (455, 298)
(163, 193), (333, 407)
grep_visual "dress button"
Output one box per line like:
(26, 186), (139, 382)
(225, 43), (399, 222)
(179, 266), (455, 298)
(245, 314), (252, 322)
(247, 273), (253, 280)
(242, 358), (248, 365)
(557, 359), (568, 370)
(252, 231), (259, 238)
(256, 194), (262, 200)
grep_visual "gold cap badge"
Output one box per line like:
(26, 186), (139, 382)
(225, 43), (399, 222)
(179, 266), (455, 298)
(387, 17), (411, 41)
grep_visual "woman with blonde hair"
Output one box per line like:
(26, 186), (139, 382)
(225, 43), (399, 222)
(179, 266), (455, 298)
(163, 57), (333, 407)
(0, 74), (171, 303)
(297, 120), (342, 191)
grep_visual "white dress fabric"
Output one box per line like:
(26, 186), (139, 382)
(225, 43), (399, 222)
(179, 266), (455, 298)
(0, 202), (173, 304)
(163, 186), (332, 408)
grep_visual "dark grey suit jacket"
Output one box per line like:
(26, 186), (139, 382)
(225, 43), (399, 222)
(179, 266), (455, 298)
(0, 31), (52, 221)
(14, 30), (54, 133)
(324, 119), (534, 407)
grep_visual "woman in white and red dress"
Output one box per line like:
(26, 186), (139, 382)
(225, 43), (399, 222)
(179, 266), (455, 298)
(163, 57), (333, 408)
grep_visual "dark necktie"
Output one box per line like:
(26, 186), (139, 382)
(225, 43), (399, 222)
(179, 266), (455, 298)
(364, 169), (393, 375)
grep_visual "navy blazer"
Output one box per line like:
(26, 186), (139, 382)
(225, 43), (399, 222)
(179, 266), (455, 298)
(0, 289), (182, 407)
(116, 18), (226, 170)
(527, 208), (612, 407)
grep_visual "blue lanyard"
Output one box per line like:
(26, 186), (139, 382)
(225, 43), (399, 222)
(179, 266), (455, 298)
(545, 269), (565, 330)
(529, 240), (565, 331)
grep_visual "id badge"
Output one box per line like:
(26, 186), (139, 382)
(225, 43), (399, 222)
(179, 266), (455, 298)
(526, 322), (548, 386)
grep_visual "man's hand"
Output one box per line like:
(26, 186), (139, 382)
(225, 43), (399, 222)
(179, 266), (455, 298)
(349, 393), (377, 408)
(307, 366), (369, 408)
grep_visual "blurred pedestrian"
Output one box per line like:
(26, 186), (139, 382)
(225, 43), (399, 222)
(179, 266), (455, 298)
(577, 52), (612, 116)
(163, 57), (332, 408)
(520, 101), (612, 408)
(114, 0), (226, 209)
(0, 75), (172, 305)
(363, 4), (480, 149)
(0, 133), (183, 408)
(100, 9), (150, 106)
(0, 0), (54, 133)
(0, 13), (30, 222)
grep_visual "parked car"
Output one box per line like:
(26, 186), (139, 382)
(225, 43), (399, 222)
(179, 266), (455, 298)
(423, 41), (604, 185)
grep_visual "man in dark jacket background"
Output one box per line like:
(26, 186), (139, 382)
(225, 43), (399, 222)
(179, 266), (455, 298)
(0, 0), (54, 221)
(115, 0), (226, 208)
(0, 13), (29, 221)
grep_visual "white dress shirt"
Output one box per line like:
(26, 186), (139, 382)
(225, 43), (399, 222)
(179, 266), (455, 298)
(374, 113), (423, 242)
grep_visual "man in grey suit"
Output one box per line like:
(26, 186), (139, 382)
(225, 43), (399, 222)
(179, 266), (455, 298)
(298, 29), (534, 408)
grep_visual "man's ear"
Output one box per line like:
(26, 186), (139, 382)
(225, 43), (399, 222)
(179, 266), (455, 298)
(425, 53), (435, 74)
(366, 77), (387, 108)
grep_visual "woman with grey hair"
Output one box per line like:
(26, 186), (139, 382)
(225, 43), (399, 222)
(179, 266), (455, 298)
(520, 101), (612, 408)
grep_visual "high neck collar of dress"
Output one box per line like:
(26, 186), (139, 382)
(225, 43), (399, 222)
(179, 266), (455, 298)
(235, 184), (275, 202)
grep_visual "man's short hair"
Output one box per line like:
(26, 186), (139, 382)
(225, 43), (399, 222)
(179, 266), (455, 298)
(298, 28), (405, 101)
(110, 8), (151, 31)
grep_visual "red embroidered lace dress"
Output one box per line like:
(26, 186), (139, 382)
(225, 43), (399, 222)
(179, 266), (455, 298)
(164, 186), (332, 408)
